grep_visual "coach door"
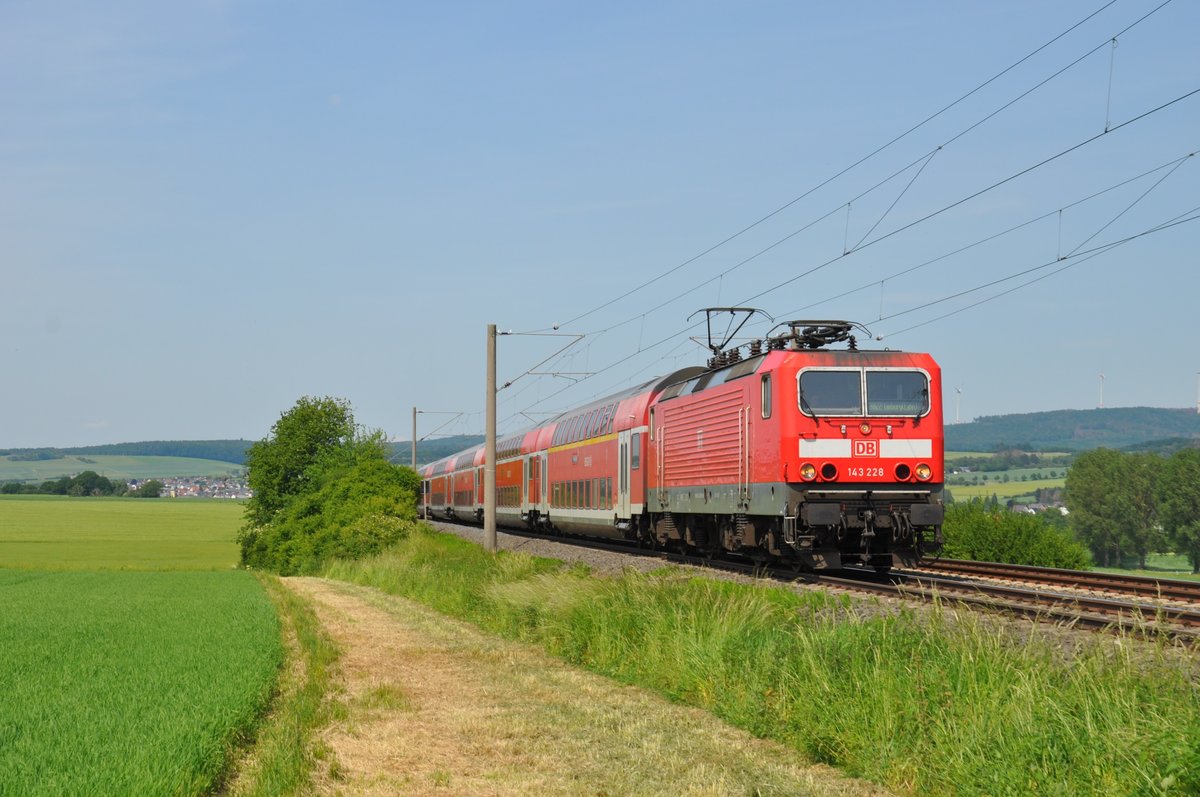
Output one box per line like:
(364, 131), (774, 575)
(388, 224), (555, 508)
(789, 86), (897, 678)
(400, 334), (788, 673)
(523, 457), (532, 518)
(617, 429), (632, 518)
(540, 453), (549, 510)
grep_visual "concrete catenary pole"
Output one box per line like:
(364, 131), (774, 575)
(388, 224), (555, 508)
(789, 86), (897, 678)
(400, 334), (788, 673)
(411, 406), (417, 471)
(484, 324), (497, 553)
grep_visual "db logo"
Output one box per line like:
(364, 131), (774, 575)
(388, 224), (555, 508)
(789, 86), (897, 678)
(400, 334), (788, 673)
(853, 440), (879, 458)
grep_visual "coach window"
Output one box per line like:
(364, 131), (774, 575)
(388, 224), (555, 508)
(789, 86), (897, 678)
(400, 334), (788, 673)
(631, 432), (641, 469)
(585, 479), (593, 509)
(798, 369), (863, 416)
(761, 374), (772, 419)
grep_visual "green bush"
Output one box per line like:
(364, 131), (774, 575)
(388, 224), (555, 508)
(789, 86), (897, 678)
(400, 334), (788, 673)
(238, 459), (418, 574)
(941, 501), (1091, 569)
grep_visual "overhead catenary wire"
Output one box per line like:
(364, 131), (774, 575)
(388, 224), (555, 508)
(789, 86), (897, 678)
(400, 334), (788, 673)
(558, 1), (1180, 347)
(501, 124), (1196, 431)
(733, 86), (1200, 311)
(542, 0), (1127, 333)
(489, 2), (1190, 433)
(877, 206), (1200, 338)
(488, 3), (1165, 420)
(778, 150), (1195, 318)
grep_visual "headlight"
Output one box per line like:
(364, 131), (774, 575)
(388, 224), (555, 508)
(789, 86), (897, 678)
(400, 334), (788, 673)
(915, 463), (932, 481)
(800, 463), (817, 481)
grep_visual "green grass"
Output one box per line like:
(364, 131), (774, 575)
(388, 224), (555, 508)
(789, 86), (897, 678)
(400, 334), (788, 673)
(0, 454), (244, 482)
(326, 528), (1200, 797)
(1094, 553), (1200, 581)
(0, 569), (282, 796)
(0, 494), (242, 569)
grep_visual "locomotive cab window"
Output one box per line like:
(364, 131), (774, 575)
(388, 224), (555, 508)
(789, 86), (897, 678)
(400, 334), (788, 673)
(798, 370), (862, 416)
(866, 370), (929, 417)
(760, 374), (771, 419)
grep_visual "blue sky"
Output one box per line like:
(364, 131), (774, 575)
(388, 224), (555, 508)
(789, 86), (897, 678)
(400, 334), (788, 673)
(3, 0), (1197, 448)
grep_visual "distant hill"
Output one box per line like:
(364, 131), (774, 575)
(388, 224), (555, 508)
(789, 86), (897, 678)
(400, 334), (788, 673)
(387, 435), (484, 467)
(0, 440), (253, 465)
(0, 437), (488, 472)
(945, 407), (1200, 452)
(0, 454), (245, 483)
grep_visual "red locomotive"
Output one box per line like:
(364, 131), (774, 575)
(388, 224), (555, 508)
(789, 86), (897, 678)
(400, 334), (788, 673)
(421, 318), (943, 571)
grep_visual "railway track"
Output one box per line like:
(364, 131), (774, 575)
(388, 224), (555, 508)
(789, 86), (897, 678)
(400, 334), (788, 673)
(917, 557), (1200, 603)
(891, 568), (1200, 641)
(426, 520), (1200, 643)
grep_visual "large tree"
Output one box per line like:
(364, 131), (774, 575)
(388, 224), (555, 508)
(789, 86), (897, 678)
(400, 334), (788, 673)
(1157, 448), (1200, 573)
(1067, 449), (1164, 568)
(1117, 452), (1164, 569)
(1065, 449), (1126, 566)
(243, 396), (365, 527)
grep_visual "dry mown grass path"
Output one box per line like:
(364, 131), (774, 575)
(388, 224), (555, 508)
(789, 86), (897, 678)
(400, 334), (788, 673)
(286, 577), (892, 797)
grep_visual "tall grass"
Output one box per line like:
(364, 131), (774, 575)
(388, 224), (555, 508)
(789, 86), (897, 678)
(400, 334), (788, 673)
(327, 528), (1200, 797)
(0, 569), (281, 796)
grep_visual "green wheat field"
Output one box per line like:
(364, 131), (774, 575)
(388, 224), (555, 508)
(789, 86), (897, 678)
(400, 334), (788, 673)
(0, 496), (280, 796)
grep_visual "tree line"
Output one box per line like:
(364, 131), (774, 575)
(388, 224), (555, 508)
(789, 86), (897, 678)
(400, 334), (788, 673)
(0, 472), (163, 498)
(1065, 448), (1200, 572)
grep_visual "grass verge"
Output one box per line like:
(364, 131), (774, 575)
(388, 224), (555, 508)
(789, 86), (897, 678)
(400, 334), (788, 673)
(225, 574), (343, 796)
(325, 527), (1200, 797)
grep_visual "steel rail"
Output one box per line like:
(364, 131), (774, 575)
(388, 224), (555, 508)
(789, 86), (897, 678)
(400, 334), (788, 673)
(919, 558), (1200, 603)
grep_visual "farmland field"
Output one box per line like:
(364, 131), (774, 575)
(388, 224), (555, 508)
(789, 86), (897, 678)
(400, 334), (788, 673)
(0, 454), (243, 482)
(0, 496), (282, 796)
(949, 478), (1066, 501)
(0, 495), (242, 569)
(0, 570), (280, 796)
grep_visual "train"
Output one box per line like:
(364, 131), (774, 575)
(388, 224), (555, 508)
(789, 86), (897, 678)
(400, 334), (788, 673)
(420, 318), (944, 571)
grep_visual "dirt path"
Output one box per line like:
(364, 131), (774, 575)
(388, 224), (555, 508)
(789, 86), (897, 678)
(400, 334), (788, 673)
(286, 577), (892, 797)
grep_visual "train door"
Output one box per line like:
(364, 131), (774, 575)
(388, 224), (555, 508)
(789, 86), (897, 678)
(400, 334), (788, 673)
(474, 467), (482, 511)
(522, 457), (531, 517)
(541, 453), (548, 510)
(617, 429), (632, 518)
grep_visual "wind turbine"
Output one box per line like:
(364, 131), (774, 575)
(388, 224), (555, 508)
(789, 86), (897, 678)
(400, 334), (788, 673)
(955, 386), (962, 424)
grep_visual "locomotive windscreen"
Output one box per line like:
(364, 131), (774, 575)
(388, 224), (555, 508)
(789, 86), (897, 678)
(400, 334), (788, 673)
(866, 371), (929, 416)
(799, 368), (929, 417)
(798, 370), (861, 415)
